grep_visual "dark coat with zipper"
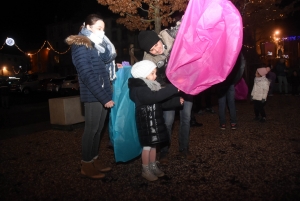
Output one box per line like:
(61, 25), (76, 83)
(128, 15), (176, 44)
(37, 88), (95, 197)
(128, 78), (181, 146)
(65, 35), (112, 104)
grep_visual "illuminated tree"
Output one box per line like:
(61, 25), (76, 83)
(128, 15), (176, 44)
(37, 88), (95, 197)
(97, 0), (188, 33)
(231, 0), (299, 44)
(229, 0), (300, 86)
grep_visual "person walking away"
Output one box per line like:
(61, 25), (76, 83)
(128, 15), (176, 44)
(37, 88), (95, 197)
(128, 60), (183, 181)
(251, 67), (271, 123)
(275, 58), (288, 94)
(138, 26), (200, 164)
(65, 14), (116, 179)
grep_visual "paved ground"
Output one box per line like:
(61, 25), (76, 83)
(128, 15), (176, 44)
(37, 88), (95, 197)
(1, 94), (300, 200)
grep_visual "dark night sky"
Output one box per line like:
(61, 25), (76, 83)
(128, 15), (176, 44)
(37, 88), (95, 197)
(0, 0), (299, 55)
(0, 0), (114, 55)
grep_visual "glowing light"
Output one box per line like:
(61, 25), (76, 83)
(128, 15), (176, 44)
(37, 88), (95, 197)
(5, 38), (15, 46)
(1, 38), (70, 55)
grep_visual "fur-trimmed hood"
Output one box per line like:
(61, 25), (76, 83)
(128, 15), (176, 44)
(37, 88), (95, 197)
(65, 35), (93, 49)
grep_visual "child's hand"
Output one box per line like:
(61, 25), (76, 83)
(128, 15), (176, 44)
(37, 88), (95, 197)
(180, 97), (184, 105)
(116, 63), (123, 68)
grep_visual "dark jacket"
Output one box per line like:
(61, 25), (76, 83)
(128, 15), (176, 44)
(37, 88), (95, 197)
(215, 52), (245, 98)
(275, 60), (287, 77)
(217, 52), (246, 89)
(128, 78), (180, 146)
(65, 35), (112, 104)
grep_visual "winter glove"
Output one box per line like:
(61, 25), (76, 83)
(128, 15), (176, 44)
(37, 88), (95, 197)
(261, 99), (266, 103)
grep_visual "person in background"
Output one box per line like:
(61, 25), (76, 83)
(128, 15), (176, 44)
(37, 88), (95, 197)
(65, 14), (116, 179)
(128, 60), (183, 181)
(138, 27), (200, 164)
(251, 67), (271, 123)
(275, 58), (289, 94)
(266, 64), (276, 96)
(290, 70), (300, 96)
(216, 52), (245, 130)
(194, 87), (215, 115)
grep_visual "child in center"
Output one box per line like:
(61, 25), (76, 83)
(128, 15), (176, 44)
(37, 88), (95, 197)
(251, 67), (271, 123)
(128, 60), (183, 181)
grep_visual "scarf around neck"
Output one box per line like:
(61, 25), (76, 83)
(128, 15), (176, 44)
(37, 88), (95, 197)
(80, 27), (117, 81)
(140, 78), (162, 91)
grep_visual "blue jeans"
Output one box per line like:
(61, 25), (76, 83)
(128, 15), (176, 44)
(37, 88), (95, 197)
(82, 102), (108, 162)
(218, 85), (237, 125)
(161, 100), (193, 153)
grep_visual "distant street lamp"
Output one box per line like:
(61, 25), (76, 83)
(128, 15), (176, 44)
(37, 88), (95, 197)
(274, 30), (280, 43)
(2, 66), (6, 76)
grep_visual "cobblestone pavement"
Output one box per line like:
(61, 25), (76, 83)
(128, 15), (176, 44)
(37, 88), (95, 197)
(1, 94), (300, 201)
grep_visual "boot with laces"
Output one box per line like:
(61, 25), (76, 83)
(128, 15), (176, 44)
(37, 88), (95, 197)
(149, 161), (165, 177)
(142, 164), (158, 181)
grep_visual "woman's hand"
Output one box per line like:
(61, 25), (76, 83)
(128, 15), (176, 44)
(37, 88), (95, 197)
(180, 97), (184, 105)
(104, 100), (115, 108)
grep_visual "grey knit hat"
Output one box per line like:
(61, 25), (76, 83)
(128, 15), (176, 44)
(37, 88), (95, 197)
(131, 60), (157, 78)
(138, 31), (160, 53)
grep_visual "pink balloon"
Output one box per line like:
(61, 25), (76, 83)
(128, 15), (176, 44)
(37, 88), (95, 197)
(166, 0), (243, 95)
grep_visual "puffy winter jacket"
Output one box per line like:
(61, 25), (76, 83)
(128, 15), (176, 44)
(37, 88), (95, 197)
(251, 76), (270, 101)
(128, 78), (180, 146)
(65, 35), (112, 104)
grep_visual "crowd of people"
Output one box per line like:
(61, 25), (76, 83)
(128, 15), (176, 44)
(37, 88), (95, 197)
(65, 13), (300, 181)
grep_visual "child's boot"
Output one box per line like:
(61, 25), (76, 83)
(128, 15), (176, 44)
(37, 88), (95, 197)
(142, 164), (158, 181)
(149, 161), (165, 177)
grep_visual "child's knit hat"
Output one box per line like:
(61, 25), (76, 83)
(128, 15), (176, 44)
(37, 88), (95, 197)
(138, 31), (160, 53)
(131, 60), (157, 78)
(257, 67), (271, 76)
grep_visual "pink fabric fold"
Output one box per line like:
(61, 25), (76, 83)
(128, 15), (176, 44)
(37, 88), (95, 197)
(166, 0), (243, 95)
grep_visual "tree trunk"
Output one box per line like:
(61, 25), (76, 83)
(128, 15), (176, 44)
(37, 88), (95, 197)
(154, 6), (162, 34)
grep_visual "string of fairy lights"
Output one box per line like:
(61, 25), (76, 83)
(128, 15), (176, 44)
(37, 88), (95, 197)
(0, 37), (70, 55)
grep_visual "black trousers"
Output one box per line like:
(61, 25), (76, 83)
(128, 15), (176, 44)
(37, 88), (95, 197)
(253, 100), (266, 118)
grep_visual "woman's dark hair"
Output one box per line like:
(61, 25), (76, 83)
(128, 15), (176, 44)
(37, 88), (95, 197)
(80, 14), (103, 30)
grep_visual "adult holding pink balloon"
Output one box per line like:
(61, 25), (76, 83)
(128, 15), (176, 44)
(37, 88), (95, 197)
(138, 0), (243, 164)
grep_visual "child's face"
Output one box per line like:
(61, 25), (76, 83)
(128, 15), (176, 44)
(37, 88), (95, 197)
(255, 71), (261, 77)
(146, 68), (157, 81)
